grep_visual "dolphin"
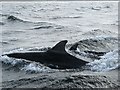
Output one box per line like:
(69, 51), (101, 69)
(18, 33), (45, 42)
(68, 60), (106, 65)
(6, 40), (88, 69)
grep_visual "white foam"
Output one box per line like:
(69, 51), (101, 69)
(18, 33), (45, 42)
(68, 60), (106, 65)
(0, 55), (52, 73)
(0, 55), (19, 66)
(87, 50), (119, 72)
(21, 63), (50, 73)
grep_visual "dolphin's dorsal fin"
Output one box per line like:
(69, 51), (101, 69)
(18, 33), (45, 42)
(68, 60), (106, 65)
(69, 43), (79, 50)
(49, 40), (68, 53)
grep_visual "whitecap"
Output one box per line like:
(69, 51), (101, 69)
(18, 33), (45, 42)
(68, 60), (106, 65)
(87, 50), (119, 72)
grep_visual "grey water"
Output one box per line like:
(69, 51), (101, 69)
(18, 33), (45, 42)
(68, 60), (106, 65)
(0, 1), (118, 73)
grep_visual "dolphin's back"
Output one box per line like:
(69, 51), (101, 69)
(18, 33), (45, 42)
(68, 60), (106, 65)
(6, 40), (89, 69)
(7, 52), (45, 63)
(45, 49), (88, 69)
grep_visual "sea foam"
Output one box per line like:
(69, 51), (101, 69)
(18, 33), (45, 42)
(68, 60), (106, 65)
(87, 50), (119, 72)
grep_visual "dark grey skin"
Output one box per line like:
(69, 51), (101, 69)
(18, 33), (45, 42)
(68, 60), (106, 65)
(6, 40), (88, 69)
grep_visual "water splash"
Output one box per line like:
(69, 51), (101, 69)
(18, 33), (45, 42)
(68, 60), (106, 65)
(87, 50), (119, 72)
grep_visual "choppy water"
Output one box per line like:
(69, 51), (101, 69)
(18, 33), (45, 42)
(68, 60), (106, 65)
(0, 1), (119, 73)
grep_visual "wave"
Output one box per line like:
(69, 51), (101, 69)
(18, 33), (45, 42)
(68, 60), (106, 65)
(1, 14), (61, 25)
(7, 15), (23, 21)
(1, 36), (118, 73)
(91, 7), (101, 11)
(87, 50), (119, 72)
(1, 14), (64, 30)
(7, 15), (30, 23)
(2, 48), (118, 73)
(31, 25), (53, 30)
(29, 23), (64, 30)
(50, 16), (82, 20)
(1, 47), (53, 73)
(1, 55), (52, 73)
(77, 36), (118, 52)
(1, 14), (33, 23)
(68, 36), (118, 72)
